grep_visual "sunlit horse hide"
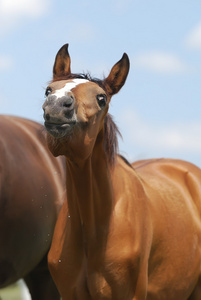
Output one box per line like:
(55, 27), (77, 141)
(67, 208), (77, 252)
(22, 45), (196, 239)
(0, 115), (66, 300)
(43, 44), (201, 300)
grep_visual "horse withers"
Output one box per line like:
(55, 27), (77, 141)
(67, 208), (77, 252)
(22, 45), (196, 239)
(0, 115), (66, 300)
(43, 43), (201, 300)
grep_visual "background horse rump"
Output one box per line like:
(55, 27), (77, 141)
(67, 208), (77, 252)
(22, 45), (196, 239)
(0, 115), (65, 300)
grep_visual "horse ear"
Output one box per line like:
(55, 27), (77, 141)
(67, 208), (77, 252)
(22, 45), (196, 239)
(104, 53), (130, 96)
(53, 44), (71, 79)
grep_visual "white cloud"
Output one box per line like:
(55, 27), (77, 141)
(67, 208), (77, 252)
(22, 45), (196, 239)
(122, 109), (201, 153)
(0, 0), (49, 17)
(133, 51), (191, 74)
(0, 0), (50, 35)
(0, 55), (13, 71)
(185, 22), (201, 50)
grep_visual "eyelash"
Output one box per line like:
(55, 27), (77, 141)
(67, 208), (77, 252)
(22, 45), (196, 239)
(45, 87), (52, 97)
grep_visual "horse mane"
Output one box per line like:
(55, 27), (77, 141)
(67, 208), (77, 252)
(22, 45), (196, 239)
(52, 73), (121, 166)
(104, 113), (121, 166)
(52, 73), (106, 90)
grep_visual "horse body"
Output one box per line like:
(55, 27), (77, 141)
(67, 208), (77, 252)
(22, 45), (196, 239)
(133, 158), (201, 299)
(48, 155), (201, 300)
(0, 115), (65, 299)
(43, 44), (201, 299)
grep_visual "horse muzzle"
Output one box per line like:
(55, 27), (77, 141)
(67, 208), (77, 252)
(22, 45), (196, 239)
(43, 94), (77, 138)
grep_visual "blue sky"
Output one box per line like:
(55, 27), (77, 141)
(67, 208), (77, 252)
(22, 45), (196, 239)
(1, 0), (201, 166)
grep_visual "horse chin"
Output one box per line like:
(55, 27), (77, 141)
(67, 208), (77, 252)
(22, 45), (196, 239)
(44, 122), (75, 138)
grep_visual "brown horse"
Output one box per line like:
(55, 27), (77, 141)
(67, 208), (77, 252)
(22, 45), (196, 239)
(43, 44), (201, 300)
(0, 115), (66, 299)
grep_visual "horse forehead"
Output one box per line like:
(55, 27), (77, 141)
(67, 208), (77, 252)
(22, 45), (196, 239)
(50, 79), (104, 100)
(50, 79), (90, 96)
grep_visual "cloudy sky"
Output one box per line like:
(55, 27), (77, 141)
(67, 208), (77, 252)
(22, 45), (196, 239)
(0, 0), (201, 167)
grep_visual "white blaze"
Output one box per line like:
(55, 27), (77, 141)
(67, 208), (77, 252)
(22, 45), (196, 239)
(53, 79), (89, 98)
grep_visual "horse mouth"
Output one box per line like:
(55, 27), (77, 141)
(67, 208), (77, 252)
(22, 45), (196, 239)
(44, 121), (76, 138)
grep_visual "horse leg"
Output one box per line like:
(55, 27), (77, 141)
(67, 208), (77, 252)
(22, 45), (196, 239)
(24, 255), (60, 300)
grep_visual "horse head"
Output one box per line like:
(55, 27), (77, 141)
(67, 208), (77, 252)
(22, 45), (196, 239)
(42, 44), (129, 163)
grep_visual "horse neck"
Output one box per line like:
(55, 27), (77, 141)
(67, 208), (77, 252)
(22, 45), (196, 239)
(65, 140), (113, 245)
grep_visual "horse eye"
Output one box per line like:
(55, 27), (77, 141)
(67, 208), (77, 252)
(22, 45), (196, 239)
(97, 94), (107, 108)
(45, 87), (52, 97)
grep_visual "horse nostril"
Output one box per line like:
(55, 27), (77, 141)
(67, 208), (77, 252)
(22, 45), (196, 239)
(63, 102), (72, 108)
(61, 95), (74, 109)
(45, 113), (50, 121)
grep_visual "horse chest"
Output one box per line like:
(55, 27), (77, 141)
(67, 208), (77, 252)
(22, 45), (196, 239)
(76, 269), (112, 300)
(74, 227), (141, 298)
(75, 261), (134, 300)
(54, 245), (136, 300)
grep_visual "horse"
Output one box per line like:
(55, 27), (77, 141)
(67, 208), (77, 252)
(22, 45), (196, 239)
(42, 43), (201, 300)
(0, 115), (66, 300)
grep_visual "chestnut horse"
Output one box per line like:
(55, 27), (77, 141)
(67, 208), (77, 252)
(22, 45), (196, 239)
(43, 44), (201, 300)
(0, 115), (66, 299)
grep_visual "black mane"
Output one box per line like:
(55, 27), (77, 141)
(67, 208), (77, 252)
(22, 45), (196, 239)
(53, 73), (106, 90)
(104, 114), (121, 166)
